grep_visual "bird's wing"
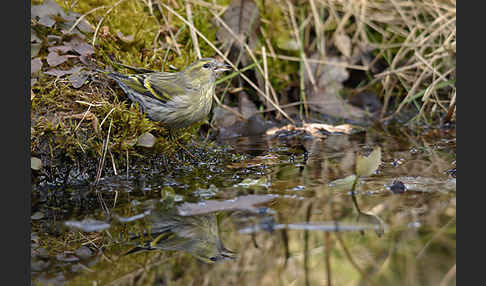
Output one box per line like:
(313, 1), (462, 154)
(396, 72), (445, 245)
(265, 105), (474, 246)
(146, 72), (189, 103)
(107, 71), (185, 104)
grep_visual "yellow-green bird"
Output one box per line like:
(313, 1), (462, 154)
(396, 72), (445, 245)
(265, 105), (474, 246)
(101, 58), (230, 133)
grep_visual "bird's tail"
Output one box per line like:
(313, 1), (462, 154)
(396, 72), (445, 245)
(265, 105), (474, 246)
(123, 246), (154, 256)
(94, 69), (128, 81)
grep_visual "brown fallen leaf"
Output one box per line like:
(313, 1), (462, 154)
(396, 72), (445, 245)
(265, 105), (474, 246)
(216, 0), (264, 90)
(31, 57), (43, 74)
(44, 66), (83, 77)
(66, 36), (95, 56)
(69, 71), (89, 89)
(216, 0), (260, 54)
(46, 51), (75, 67)
(48, 45), (72, 54)
(303, 55), (368, 122)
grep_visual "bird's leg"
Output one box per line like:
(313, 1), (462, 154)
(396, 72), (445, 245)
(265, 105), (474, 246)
(169, 129), (196, 159)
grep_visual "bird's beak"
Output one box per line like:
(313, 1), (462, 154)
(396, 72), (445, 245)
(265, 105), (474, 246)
(215, 62), (231, 72)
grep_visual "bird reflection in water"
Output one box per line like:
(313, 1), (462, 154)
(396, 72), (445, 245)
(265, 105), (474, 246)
(124, 205), (235, 264)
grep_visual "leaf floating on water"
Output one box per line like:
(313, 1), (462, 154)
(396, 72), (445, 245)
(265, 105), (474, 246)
(356, 146), (381, 177)
(177, 194), (276, 216)
(64, 219), (111, 232)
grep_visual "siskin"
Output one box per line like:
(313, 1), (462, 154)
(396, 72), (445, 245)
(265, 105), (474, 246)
(100, 58), (230, 135)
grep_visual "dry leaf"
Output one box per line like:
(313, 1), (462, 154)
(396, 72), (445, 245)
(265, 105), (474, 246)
(67, 36), (94, 56)
(334, 32), (352, 58)
(46, 51), (73, 67)
(31, 58), (43, 74)
(44, 66), (83, 77)
(69, 71), (88, 89)
(216, 0), (260, 52)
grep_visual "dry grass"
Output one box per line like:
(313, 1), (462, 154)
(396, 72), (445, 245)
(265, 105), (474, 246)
(73, 0), (456, 125)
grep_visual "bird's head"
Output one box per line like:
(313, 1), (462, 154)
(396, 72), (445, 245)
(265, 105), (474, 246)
(183, 58), (231, 86)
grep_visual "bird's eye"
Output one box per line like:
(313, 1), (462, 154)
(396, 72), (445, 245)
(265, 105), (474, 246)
(202, 63), (210, 69)
(209, 257), (217, 262)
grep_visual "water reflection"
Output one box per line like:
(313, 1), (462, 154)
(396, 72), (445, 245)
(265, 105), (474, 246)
(125, 202), (235, 264)
(33, 126), (456, 285)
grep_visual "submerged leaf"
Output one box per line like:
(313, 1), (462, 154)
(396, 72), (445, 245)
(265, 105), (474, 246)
(356, 146), (382, 177)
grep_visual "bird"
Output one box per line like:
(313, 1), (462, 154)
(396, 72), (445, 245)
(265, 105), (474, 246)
(99, 58), (231, 139)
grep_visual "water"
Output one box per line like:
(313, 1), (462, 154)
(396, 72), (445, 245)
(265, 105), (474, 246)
(31, 126), (456, 286)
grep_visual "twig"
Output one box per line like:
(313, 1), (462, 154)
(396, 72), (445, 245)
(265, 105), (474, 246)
(73, 105), (92, 133)
(156, 4), (182, 56)
(254, 51), (369, 71)
(287, 0), (317, 90)
(158, 1), (294, 124)
(212, 93), (246, 120)
(67, 5), (105, 34)
(439, 264), (456, 286)
(210, 10), (281, 108)
(185, 2), (201, 59)
(262, 47), (271, 110)
(92, 0), (129, 46)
